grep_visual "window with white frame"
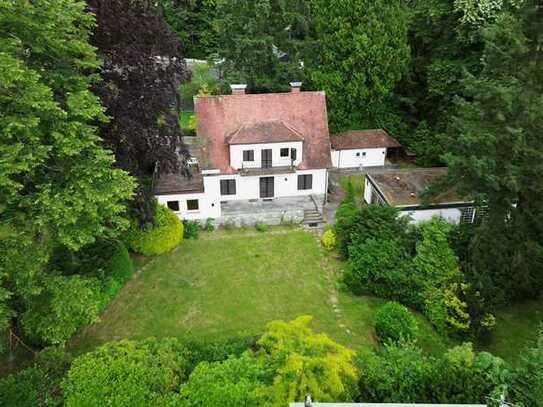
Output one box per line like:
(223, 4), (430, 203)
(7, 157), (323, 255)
(460, 207), (475, 224)
(297, 174), (313, 190)
(243, 150), (254, 161)
(167, 201), (180, 212)
(187, 199), (199, 211)
(280, 148), (290, 157)
(220, 179), (236, 196)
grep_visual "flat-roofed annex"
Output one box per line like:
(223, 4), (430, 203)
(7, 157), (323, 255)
(367, 168), (469, 208)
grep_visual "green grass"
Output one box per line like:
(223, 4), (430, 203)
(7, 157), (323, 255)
(70, 228), (445, 354)
(179, 111), (194, 130)
(478, 300), (543, 363)
(339, 175), (365, 202)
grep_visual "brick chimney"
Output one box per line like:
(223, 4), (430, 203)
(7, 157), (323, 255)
(230, 84), (247, 95)
(290, 81), (302, 93)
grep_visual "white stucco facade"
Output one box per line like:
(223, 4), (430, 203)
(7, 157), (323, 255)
(331, 148), (386, 169)
(400, 207), (464, 224)
(156, 168), (327, 222)
(230, 141), (303, 170)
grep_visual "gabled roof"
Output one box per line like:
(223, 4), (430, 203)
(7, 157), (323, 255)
(367, 168), (469, 208)
(227, 120), (304, 145)
(194, 91), (332, 173)
(332, 129), (401, 150)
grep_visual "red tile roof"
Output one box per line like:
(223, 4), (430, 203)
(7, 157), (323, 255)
(331, 129), (402, 150)
(194, 91), (332, 173)
(227, 120), (304, 145)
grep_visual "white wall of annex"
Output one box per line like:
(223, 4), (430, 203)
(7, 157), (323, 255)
(364, 177), (373, 204)
(332, 148), (386, 168)
(156, 190), (221, 221)
(230, 141), (303, 170)
(400, 208), (463, 224)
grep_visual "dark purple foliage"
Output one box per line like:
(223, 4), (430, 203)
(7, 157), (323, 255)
(88, 0), (191, 224)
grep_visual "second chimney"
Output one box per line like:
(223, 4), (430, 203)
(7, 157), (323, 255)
(290, 82), (302, 93)
(230, 84), (247, 95)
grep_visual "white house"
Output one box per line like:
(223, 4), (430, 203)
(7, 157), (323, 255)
(154, 82), (332, 226)
(364, 168), (479, 224)
(331, 129), (402, 169)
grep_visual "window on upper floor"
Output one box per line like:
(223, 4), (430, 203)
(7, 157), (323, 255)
(187, 199), (199, 211)
(280, 148), (290, 157)
(243, 150), (254, 161)
(220, 179), (236, 196)
(167, 201), (180, 212)
(297, 174), (313, 190)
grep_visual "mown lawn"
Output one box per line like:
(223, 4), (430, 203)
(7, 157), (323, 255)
(70, 228), (445, 354)
(478, 300), (543, 363)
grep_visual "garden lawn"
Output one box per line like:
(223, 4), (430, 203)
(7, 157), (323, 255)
(478, 300), (543, 363)
(70, 228), (444, 354)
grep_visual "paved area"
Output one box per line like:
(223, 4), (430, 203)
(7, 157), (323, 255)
(221, 195), (319, 216)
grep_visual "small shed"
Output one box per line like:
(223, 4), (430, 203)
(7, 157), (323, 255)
(331, 129), (402, 169)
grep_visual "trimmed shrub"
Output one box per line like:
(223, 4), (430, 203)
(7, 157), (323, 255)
(321, 229), (337, 250)
(374, 302), (419, 343)
(96, 241), (134, 308)
(62, 338), (190, 406)
(255, 223), (269, 232)
(127, 204), (184, 256)
(183, 220), (200, 239)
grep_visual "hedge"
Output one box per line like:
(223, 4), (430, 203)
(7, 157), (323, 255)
(374, 301), (419, 344)
(127, 204), (184, 256)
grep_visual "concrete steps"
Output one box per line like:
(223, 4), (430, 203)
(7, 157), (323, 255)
(303, 209), (324, 228)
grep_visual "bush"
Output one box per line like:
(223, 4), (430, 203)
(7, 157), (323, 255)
(255, 223), (269, 232)
(183, 220), (200, 239)
(336, 204), (410, 259)
(21, 275), (102, 345)
(321, 229), (337, 250)
(356, 341), (507, 404)
(62, 339), (190, 406)
(127, 204), (184, 256)
(93, 240), (134, 308)
(374, 302), (419, 343)
(203, 218), (215, 232)
(0, 347), (71, 407)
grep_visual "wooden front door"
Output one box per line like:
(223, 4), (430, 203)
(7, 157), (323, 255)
(260, 177), (274, 198)
(261, 149), (272, 168)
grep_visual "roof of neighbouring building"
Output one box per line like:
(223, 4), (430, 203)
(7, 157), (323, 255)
(194, 91), (332, 173)
(153, 172), (204, 196)
(367, 168), (469, 208)
(331, 129), (402, 150)
(227, 120), (305, 145)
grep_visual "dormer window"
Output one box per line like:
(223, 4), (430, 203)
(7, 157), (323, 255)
(243, 150), (254, 161)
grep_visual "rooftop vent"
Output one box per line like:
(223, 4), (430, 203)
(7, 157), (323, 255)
(290, 81), (302, 93)
(230, 84), (247, 95)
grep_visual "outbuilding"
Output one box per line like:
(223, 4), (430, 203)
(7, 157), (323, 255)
(331, 129), (402, 169)
(364, 168), (480, 224)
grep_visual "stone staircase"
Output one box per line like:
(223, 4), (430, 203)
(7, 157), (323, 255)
(303, 195), (325, 228)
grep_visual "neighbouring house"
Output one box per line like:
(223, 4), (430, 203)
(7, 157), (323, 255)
(154, 82), (332, 226)
(364, 168), (481, 224)
(331, 129), (402, 169)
